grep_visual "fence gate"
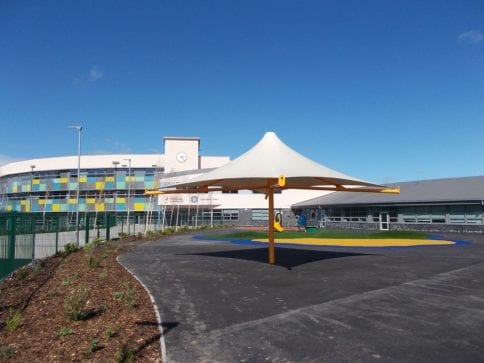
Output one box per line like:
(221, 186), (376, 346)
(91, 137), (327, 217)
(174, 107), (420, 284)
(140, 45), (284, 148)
(0, 214), (35, 280)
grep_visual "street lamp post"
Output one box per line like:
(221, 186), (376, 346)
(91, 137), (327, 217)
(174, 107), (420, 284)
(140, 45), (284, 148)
(112, 161), (119, 225)
(122, 158), (131, 236)
(30, 165), (35, 213)
(68, 125), (82, 247)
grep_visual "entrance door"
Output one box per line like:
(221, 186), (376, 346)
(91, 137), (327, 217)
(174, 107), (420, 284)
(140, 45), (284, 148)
(380, 211), (389, 231)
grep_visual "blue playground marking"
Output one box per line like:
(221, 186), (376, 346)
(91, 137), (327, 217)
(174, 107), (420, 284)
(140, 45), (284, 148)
(192, 234), (472, 249)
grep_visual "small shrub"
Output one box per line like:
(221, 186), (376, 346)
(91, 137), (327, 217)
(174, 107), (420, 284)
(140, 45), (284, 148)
(85, 243), (103, 268)
(64, 286), (90, 321)
(61, 272), (80, 287)
(117, 341), (136, 363)
(57, 326), (74, 337)
(15, 266), (30, 280)
(163, 227), (175, 234)
(64, 243), (78, 253)
(44, 288), (60, 299)
(101, 248), (110, 260)
(85, 339), (101, 357)
(105, 325), (118, 338)
(99, 268), (109, 279)
(61, 278), (72, 287)
(86, 254), (101, 268)
(0, 346), (15, 359)
(114, 283), (137, 310)
(145, 230), (156, 238)
(33, 259), (46, 272)
(92, 237), (103, 246)
(118, 232), (128, 238)
(137, 232), (143, 238)
(5, 309), (21, 333)
(104, 240), (115, 250)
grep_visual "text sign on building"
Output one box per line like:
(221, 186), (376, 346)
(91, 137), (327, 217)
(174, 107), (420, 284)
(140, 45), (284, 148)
(157, 194), (218, 206)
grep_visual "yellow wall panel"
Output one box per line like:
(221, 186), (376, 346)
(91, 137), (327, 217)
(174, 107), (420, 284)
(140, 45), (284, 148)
(33, 179), (40, 184)
(134, 203), (145, 211)
(52, 204), (60, 212)
(80, 176), (87, 183)
(95, 181), (105, 190)
(60, 177), (68, 183)
(105, 176), (114, 182)
(87, 198), (96, 204)
(95, 203), (105, 212)
(68, 198), (77, 204)
(116, 197), (125, 203)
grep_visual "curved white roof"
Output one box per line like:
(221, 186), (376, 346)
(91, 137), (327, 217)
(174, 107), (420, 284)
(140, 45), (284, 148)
(0, 154), (164, 176)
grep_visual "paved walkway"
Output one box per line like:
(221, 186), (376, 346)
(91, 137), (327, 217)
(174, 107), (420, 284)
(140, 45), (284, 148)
(118, 232), (484, 362)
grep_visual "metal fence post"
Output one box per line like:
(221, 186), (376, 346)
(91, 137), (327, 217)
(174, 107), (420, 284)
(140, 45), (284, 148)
(55, 214), (59, 253)
(105, 213), (110, 241)
(8, 215), (16, 278)
(85, 214), (89, 245)
(31, 214), (36, 264)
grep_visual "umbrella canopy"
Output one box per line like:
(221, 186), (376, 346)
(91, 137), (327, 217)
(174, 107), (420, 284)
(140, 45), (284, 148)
(164, 131), (383, 192)
(153, 131), (399, 264)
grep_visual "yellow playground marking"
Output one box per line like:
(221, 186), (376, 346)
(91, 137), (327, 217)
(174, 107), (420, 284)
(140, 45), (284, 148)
(253, 238), (455, 247)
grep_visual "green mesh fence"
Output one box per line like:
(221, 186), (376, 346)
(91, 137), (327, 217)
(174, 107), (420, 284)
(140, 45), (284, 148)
(0, 213), (117, 280)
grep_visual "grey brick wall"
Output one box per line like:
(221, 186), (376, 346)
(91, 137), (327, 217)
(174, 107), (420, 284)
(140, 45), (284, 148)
(324, 221), (484, 233)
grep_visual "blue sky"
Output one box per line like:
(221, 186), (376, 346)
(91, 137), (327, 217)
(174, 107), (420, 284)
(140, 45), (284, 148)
(1, 0), (483, 183)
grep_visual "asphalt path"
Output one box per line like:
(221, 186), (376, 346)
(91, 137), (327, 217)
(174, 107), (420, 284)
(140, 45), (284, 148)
(118, 231), (484, 363)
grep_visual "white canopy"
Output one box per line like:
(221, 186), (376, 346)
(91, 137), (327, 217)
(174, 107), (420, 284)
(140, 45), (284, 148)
(164, 131), (384, 193)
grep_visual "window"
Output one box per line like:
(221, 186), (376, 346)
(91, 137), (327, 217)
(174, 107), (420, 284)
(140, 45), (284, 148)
(431, 206), (446, 223)
(223, 209), (239, 221)
(327, 208), (342, 222)
(416, 207), (431, 223)
(325, 208), (367, 222)
(402, 207), (416, 223)
(389, 209), (398, 223)
(252, 209), (268, 221)
(350, 208), (367, 222)
(465, 205), (482, 224)
(449, 206), (465, 224)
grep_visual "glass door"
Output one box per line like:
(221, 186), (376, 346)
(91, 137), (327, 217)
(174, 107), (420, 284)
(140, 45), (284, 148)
(380, 211), (389, 231)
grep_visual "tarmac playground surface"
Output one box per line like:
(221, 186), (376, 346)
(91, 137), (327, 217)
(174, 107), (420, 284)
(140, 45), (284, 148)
(118, 231), (484, 362)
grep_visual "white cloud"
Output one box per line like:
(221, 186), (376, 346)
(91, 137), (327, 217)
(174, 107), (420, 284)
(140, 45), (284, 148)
(458, 30), (483, 44)
(88, 66), (104, 81)
(72, 66), (104, 86)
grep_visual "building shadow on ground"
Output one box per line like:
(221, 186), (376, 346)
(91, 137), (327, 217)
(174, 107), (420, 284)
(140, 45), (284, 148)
(181, 247), (375, 269)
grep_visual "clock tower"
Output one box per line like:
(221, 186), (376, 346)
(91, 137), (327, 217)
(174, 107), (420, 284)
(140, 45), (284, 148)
(163, 136), (200, 173)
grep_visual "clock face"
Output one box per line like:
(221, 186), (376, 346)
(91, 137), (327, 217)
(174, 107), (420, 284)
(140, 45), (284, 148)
(176, 151), (188, 163)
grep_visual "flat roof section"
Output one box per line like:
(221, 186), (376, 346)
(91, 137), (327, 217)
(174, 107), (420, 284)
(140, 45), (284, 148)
(293, 175), (484, 207)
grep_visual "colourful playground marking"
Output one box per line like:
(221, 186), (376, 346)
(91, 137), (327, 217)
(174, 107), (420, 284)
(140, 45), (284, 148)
(252, 238), (455, 247)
